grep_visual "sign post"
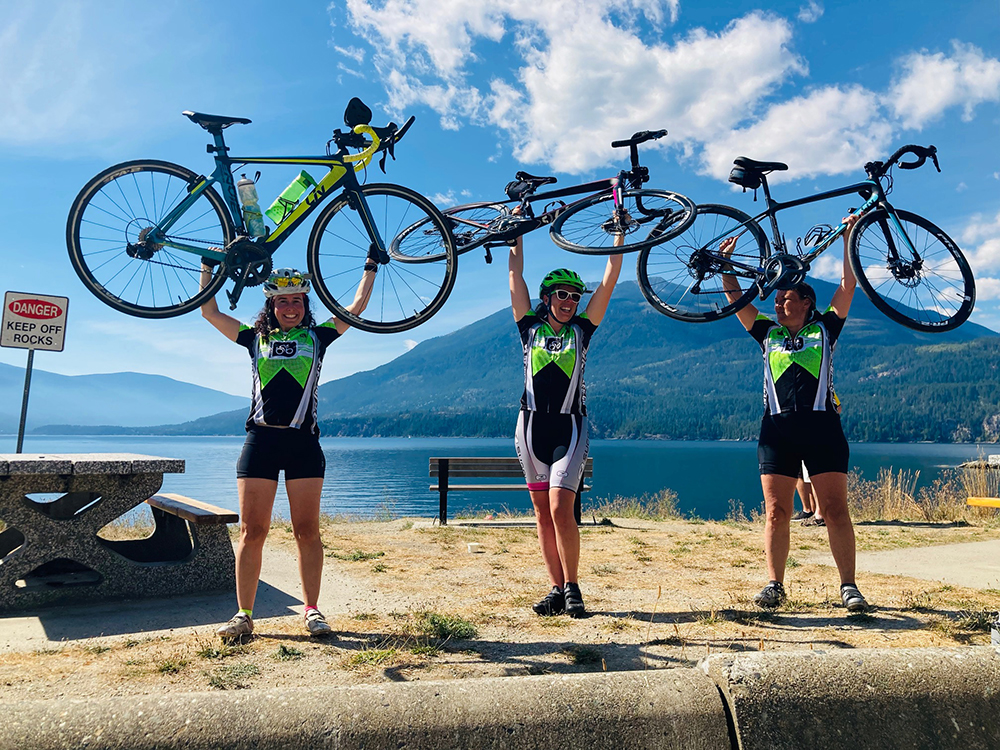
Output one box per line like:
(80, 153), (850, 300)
(1, 292), (70, 453)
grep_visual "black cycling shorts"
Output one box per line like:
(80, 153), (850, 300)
(757, 411), (849, 478)
(515, 411), (589, 491)
(236, 426), (326, 481)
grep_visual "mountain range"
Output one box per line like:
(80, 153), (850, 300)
(0, 363), (248, 433)
(38, 279), (999, 443)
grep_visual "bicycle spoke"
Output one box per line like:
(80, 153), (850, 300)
(308, 185), (456, 331)
(850, 208), (973, 331)
(70, 162), (231, 316)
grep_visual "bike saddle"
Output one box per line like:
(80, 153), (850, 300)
(733, 157), (788, 172)
(183, 111), (252, 133)
(514, 171), (557, 186)
(506, 172), (557, 201)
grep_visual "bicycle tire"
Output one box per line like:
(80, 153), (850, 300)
(307, 183), (458, 333)
(391, 201), (506, 264)
(849, 208), (975, 332)
(67, 160), (232, 318)
(637, 204), (767, 322)
(550, 188), (696, 255)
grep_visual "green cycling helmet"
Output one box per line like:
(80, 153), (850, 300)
(539, 268), (587, 298)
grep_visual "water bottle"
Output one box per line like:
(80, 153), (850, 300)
(265, 170), (317, 224)
(236, 174), (266, 238)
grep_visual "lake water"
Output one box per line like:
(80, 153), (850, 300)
(1, 435), (991, 521)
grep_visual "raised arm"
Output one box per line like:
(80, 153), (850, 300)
(509, 235), (532, 321)
(829, 214), (859, 319)
(583, 234), (624, 325)
(200, 265), (241, 341)
(719, 237), (758, 331)
(332, 261), (378, 335)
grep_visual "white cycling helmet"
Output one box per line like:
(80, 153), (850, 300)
(263, 268), (311, 298)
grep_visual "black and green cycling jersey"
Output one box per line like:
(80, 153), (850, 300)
(516, 310), (597, 415)
(748, 307), (844, 415)
(236, 322), (341, 435)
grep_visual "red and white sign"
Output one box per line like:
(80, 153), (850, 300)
(1, 291), (69, 352)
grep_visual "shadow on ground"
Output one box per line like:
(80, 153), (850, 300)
(18, 581), (300, 641)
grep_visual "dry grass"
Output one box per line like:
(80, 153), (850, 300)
(848, 464), (1000, 524)
(0, 512), (998, 702)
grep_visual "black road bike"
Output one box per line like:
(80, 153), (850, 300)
(637, 145), (975, 332)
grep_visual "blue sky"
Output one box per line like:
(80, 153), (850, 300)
(0, 0), (998, 397)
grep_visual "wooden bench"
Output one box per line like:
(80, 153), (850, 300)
(967, 497), (1000, 509)
(147, 493), (239, 525)
(429, 457), (593, 526)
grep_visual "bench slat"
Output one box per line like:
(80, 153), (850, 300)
(430, 457), (592, 467)
(147, 493), (239, 525)
(967, 497), (1000, 509)
(431, 469), (593, 478)
(431, 484), (592, 492)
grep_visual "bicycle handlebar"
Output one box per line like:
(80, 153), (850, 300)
(331, 115), (416, 172)
(611, 129), (668, 149)
(865, 144), (941, 179)
(342, 124), (381, 170)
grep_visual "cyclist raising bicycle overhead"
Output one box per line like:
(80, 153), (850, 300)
(199, 256), (376, 641)
(509, 232), (623, 619)
(720, 213), (868, 614)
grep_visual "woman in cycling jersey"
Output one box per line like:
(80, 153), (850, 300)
(509, 234), (622, 618)
(200, 261), (376, 641)
(720, 214), (867, 613)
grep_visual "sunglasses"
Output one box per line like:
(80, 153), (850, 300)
(269, 274), (309, 287)
(549, 289), (582, 302)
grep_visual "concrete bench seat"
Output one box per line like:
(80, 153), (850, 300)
(0, 454), (237, 612)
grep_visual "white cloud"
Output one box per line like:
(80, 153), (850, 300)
(429, 190), (461, 207)
(797, 1), (823, 23)
(973, 277), (1000, 302)
(334, 45), (367, 64)
(341, 5), (1000, 185)
(337, 62), (365, 78)
(403, 339), (419, 351)
(960, 210), (1000, 276)
(344, 4), (807, 173)
(701, 86), (893, 182)
(890, 42), (1000, 129)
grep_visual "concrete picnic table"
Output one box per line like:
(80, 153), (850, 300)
(0, 453), (236, 613)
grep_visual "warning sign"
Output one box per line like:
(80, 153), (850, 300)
(1, 291), (69, 352)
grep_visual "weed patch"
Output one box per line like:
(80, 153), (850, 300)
(208, 662), (260, 689)
(271, 644), (304, 661)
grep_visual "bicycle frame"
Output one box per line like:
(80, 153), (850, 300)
(706, 177), (889, 288)
(448, 168), (664, 254)
(147, 128), (383, 266)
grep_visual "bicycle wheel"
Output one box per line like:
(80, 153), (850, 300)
(391, 201), (505, 264)
(550, 188), (696, 255)
(307, 183), (458, 333)
(66, 160), (233, 318)
(849, 208), (975, 332)
(637, 204), (767, 322)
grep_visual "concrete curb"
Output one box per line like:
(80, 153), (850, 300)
(0, 669), (730, 750)
(702, 646), (1000, 750)
(3, 647), (998, 749)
